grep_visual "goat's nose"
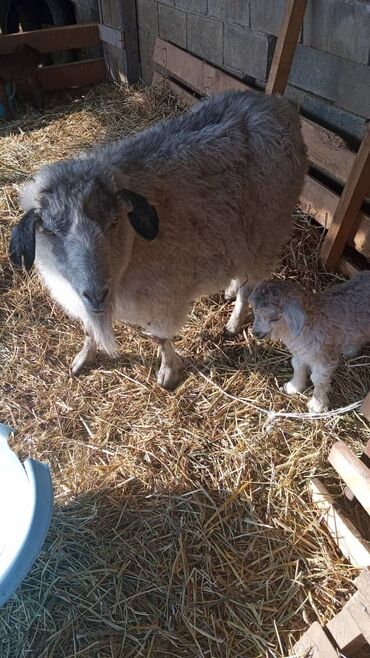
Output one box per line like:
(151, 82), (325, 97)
(82, 286), (110, 312)
(252, 328), (266, 339)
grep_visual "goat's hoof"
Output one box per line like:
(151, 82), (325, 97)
(157, 364), (183, 390)
(224, 286), (237, 302)
(71, 353), (93, 376)
(284, 381), (303, 395)
(307, 397), (327, 414)
(225, 317), (242, 335)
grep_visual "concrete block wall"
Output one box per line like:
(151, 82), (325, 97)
(137, 0), (370, 141)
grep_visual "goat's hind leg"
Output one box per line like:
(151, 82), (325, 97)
(156, 338), (183, 390)
(71, 333), (97, 375)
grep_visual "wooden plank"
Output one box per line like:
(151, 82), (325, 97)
(0, 23), (100, 55)
(338, 258), (361, 279)
(326, 607), (366, 653)
(309, 477), (370, 567)
(301, 119), (355, 188)
(26, 58), (106, 91)
(153, 37), (247, 97)
(355, 570), (370, 605)
(300, 176), (370, 259)
(321, 124), (370, 270)
(119, 0), (140, 84)
(345, 440), (370, 500)
(346, 591), (370, 644)
(98, 24), (123, 49)
(153, 38), (357, 189)
(266, 0), (308, 95)
(152, 70), (198, 107)
(328, 440), (370, 516)
(361, 394), (370, 421)
(292, 621), (337, 658)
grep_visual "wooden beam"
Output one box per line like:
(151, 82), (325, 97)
(153, 37), (247, 97)
(265, 0), (308, 95)
(292, 621), (337, 658)
(346, 591), (370, 644)
(321, 124), (370, 270)
(344, 440), (370, 501)
(309, 477), (370, 567)
(153, 38), (357, 188)
(20, 58), (106, 91)
(326, 607), (366, 654)
(328, 441), (370, 516)
(355, 570), (370, 605)
(118, 0), (140, 83)
(0, 23), (100, 55)
(152, 71), (198, 107)
(301, 118), (356, 188)
(360, 393), (370, 421)
(300, 176), (370, 260)
(98, 24), (123, 49)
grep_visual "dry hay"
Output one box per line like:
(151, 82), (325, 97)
(1, 82), (370, 658)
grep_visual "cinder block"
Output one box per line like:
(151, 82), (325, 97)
(207, 0), (244, 24)
(250, 0), (285, 36)
(157, 0), (174, 5)
(285, 84), (367, 143)
(159, 4), (186, 48)
(224, 23), (271, 80)
(304, 0), (370, 66)
(175, 0), (206, 12)
(136, 0), (158, 35)
(289, 45), (370, 119)
(187, 14), (223, 66)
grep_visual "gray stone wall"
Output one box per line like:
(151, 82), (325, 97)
(137, 0), (370, 141)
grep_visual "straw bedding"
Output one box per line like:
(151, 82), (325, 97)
(1, 82), (370, 658)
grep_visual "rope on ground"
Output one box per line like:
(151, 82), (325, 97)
(193, 367), (363, 427)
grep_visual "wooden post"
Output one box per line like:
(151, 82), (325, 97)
(265, 0), (308, 95)
(320, 123), (370, 270)
(98, 0), (139, 83)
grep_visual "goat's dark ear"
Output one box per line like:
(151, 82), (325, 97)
(283, 299), (306, 337)
(121, 190), (159, 241)
(9, 209), (39, 271)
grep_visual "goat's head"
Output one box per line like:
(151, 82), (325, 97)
(248, 280), (307, 341)
(9, 161), (159, 350)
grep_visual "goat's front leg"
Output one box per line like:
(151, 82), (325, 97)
(155, 338), (183, 390)
(308, 361), (337, 413)
(71, 333), (97, 375)
(284, 355), (307, 395)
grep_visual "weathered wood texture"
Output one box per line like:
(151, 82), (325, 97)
(265, 0), (308, 95)
(0, 24), (100, 54)
(343, 439), (370, 501)
(15, 58), (106, 92)
(328, 440), (370, 516)
(292, 621), (337, 658)
(309, 477), (370, 567)
(98, 0), (139, 83)
(321, 124), (370, 269)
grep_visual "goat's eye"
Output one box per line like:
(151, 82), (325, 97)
(42, 226), (55, 236)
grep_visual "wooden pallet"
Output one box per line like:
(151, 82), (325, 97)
(309, 439), (370, 568)
(292, 571), (370, 657)
(300, 440), (370, 654)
